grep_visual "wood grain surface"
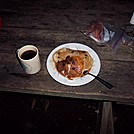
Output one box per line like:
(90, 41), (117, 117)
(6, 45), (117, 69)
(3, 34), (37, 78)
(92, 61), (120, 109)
(0, 0), (134, 104)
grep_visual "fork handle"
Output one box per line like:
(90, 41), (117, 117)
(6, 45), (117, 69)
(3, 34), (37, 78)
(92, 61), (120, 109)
(89, 73), (113, 89)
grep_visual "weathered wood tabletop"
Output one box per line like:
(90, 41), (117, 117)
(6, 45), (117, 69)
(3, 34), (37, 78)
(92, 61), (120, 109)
(0, 0), (134, 104)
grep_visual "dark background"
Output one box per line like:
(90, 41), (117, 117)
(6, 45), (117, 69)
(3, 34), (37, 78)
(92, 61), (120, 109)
(0, 91), (134, 134)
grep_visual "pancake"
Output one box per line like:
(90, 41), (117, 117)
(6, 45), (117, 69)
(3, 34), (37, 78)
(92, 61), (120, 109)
(53, 48), (93, 80)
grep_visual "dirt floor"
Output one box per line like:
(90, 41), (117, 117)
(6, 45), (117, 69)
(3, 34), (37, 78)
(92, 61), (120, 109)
(0, 91), (134, 134)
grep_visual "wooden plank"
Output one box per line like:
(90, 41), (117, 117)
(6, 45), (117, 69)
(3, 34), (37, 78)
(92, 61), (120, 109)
(0, 58), (133, 103)
(100, 102), (114, 134)
(0, 0), (133, 28)
(0, 28), (133, 62)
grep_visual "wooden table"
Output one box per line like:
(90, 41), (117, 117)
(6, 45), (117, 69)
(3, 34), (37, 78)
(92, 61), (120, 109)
(0, 0), (134, 133)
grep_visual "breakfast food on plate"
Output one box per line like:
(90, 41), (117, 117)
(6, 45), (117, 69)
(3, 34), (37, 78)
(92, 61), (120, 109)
(53, 48), (93, 80)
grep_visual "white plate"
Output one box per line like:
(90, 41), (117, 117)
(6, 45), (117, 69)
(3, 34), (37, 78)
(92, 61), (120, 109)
(46, 43), (101, 86)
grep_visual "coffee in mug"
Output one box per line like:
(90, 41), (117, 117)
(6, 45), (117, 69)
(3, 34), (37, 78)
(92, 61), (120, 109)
(16, 45), (41, 74)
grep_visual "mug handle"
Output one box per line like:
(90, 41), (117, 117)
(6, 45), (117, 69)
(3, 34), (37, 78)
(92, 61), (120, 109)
(15, 48), (24, 69)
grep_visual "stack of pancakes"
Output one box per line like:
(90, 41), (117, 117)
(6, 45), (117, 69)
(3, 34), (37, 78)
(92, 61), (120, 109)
(53, 48), (93, 80)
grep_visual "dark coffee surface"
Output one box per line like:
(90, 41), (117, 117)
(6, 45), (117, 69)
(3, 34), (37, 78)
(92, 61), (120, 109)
(21, 50), (36, 60)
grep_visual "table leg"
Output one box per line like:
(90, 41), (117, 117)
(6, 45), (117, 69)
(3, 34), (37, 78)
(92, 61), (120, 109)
(100, 102), (114, 134)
